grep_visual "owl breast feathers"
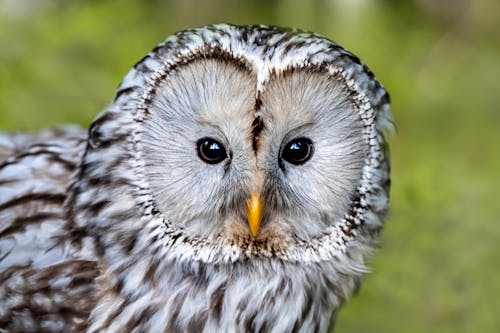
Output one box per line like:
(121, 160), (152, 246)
(0, 24), (392, 333)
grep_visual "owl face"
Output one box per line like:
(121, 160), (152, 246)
(141, 57), (367, 248)
(88, 24), (392, 263)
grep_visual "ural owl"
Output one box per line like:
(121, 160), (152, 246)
(0, 24), (392, 332)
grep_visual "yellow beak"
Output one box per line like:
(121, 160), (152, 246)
(246, 193), (263, 237)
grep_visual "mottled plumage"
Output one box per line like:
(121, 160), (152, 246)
(0, 24), (392, 332)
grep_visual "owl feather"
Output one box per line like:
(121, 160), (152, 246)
(0, 24), (392, 333)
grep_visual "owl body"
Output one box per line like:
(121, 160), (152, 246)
(0, 25), (392, 332)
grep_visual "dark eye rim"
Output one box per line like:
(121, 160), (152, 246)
(196, 137), (229, 165)
(280, 137), (314, 167)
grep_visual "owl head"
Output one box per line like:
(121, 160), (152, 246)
(75, 24), (392, 267)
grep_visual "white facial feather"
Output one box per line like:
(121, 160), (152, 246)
(258, 70), (368, 239)
(142, 59), (257, 238)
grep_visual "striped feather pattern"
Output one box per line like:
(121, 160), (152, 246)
(0, 127), (100, 332)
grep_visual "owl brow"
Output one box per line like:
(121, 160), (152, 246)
(194, 120), (226, 136)
(280, 122), (316, 145)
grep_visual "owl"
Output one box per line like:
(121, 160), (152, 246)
(0, 24), (392, 332)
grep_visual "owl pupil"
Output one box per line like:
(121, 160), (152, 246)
(197, 138), (227, 164)
(281, 138), (314, 166)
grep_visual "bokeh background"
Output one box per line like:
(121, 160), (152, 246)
(1, 0), (498, 332)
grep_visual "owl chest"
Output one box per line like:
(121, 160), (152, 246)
(90, 263), (340, 333)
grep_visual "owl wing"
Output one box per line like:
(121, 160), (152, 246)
(0, 127), (99, 331)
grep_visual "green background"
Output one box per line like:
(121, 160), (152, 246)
(1, 0), (498, 332)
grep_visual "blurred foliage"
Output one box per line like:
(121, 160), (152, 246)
(0, 0), (499, 332)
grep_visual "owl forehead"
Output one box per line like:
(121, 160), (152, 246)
(116, 24), (380, 110)
(146, 53), (351, 118)
(155, 25), (333, 89)
(114, 25), (392, 141)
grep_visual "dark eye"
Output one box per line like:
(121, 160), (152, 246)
(197, 138), (228, 164)
(281, 138), (314, 166)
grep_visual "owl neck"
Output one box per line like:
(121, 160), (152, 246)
(87, 255), (352, 333)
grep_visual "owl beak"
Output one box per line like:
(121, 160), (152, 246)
(246, 193), (263, 237)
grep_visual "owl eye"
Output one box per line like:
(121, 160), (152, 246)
(281, 138), (314, 166)
(197, 138), (228, 164)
